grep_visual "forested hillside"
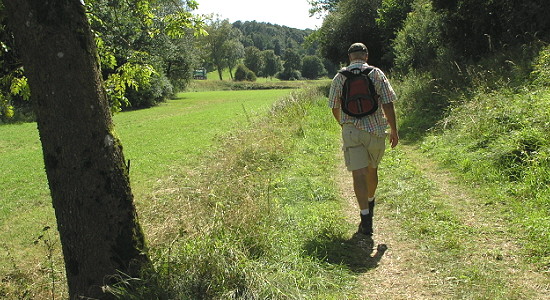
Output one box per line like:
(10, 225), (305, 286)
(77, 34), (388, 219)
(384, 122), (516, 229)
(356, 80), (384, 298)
(233, 21), (314, 55)
(197, 19), (330, 81)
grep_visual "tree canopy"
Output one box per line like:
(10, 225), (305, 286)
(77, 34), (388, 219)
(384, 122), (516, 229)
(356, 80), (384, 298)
(314, 0), (385, 66)
(311, 0), (550, 69)
(0, 0), (206, 120)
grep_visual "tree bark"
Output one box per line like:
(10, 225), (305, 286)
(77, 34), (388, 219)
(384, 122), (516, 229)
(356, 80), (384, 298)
(5, 0), (148, 298)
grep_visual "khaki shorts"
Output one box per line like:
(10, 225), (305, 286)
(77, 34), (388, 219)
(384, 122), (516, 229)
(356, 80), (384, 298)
(342, 124), (386, 171)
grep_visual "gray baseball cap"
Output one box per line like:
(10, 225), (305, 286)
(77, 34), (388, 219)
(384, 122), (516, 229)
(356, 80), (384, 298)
(348, 43), (368, 54)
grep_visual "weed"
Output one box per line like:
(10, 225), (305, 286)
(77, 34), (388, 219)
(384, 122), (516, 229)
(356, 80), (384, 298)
(33, 226), (61, 300)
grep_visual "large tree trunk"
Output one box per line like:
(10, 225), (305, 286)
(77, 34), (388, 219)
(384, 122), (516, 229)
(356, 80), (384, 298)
(5, 1), (148, 298)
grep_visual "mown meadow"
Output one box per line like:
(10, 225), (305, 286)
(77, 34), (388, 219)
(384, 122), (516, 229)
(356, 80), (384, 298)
(1, 81), (362, 298)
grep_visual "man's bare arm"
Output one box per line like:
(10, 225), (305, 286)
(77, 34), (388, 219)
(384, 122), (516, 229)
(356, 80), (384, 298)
(382, 102), (399, 148)
(332, 107), (341, 126)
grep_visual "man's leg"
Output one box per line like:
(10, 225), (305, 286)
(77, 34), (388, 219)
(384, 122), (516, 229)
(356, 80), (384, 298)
(352, 167), (369, 210)
(353, 165), (378, 235)
(366, 165), (378, 199)
(352, 165), (378, 208)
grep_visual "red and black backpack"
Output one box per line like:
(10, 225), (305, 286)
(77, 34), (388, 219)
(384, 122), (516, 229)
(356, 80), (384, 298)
(339, 67), (379, 118)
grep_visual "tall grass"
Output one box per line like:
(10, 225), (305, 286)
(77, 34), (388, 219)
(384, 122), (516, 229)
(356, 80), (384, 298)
(421, 87), (550, 266)
(398, 44), (550, 268)
(111, 86), (358, 298)
(0, 88), (292, 298)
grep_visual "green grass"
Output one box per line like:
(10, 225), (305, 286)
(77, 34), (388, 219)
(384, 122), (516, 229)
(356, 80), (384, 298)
(3, 58), (548, 298)
(394, 45), (550, 270)
(122, 86), (358, 298)
(0, 88), (292, 298)
(420, 87), (550, 267)
(375, 144), (547, 299)
(1, 85), (358, 298)
(116, 90), (292, 193)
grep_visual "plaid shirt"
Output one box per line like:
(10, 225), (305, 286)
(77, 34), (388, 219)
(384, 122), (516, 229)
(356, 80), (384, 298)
(328, 60), (397, 137)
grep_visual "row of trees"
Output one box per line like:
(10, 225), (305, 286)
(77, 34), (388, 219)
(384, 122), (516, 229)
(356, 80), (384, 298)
(1, 13), (329, 123)
(312, 0), (550, 71)
(4, 0), (549, 123)
(199, 19), (331, 81)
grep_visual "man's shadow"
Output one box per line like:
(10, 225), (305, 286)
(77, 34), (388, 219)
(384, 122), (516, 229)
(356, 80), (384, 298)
(304, 232), (387, 273)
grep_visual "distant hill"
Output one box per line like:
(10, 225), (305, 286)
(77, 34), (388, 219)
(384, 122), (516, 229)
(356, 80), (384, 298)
(232, 20), (317, 56)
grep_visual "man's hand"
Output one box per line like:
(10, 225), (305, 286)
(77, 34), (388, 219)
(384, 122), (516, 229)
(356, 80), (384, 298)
(382, 102), (399, 148)
(388, 130), (399, 148)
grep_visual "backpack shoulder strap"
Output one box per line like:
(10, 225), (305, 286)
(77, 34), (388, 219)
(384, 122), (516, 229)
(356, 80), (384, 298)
(339, 67), (364, 77)
(361, 67), (374, 75)
(338, 70), (352, 78)
(361, 67), (377, 96)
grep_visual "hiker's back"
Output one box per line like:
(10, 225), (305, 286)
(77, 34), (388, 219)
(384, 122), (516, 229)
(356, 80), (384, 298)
(338, 66), (379, 118)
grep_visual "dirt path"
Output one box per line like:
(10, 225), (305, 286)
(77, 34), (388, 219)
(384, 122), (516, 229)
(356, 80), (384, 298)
(335, 144), (550, 299)
(336, 158), (447, 299)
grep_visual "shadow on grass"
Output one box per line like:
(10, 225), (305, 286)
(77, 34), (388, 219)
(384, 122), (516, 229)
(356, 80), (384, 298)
(398, 108), (444, 145)
(304, 233), (387, 273)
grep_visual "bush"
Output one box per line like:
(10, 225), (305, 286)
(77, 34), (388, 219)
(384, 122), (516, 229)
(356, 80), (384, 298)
(393, 70), (449, 140)
(276, 70), (302, 81)
(125, 73), (173, 109)
(301, 56), (327, 79)
(234, 64), (257, 82)
(392, 0), (444, 72)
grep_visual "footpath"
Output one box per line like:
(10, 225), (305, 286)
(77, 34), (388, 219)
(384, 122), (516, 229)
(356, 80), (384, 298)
(336, 144), (550, 299)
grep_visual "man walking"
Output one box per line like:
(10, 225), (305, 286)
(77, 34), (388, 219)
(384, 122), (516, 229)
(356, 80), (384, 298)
(329, 42), (399, 236)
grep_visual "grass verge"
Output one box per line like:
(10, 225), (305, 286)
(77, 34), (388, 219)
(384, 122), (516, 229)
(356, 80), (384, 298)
(378, 146), (547, 299)
(112, 86), (358, 298)
(420, 87), (550, 269)
(394, 45), (549, 271)
(1, 85), (357, 298)
(0, 88), (291, 298)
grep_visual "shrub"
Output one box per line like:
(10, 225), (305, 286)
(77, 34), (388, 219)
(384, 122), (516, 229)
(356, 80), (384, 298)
(125, 72), (173, 109)
(234, 64), (257, 82)
(301, 56), (327, 79)
(392, 0), (444, 72)
(393, 70), (449, 140)
(276, 70), (302, 81)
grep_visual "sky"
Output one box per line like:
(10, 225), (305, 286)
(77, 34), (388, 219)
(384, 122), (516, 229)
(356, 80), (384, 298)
(194, 0), (325, 30)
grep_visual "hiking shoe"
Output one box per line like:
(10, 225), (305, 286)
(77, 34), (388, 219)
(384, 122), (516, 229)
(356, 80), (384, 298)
(357, 221), (372, 236)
